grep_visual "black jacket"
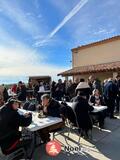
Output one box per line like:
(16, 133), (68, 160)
(44, 99), (61, 117)
(60, 102), (77, 126)
(104, 81), (118, 100)
(17, 86), (27, 101)
(72, 96), (94, 130)
(89, 95), (104, 105)
(0, 105), (32, 152)
(116, 79), (120, 97)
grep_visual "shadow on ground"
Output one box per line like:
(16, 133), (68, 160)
(33, 116), (120, 160)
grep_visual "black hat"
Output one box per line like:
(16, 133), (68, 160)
(6, 97), (21, 104)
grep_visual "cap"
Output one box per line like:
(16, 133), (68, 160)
(6, 97), (21, 104)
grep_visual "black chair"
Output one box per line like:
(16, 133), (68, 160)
(0, 147), (26, 160)
(53, 102), (81, 144)
(0, 132), (32, 160)
(61, 102), (93, 142)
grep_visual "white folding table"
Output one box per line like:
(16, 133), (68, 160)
(60, 101), (107, 113)
(18, 109), (62, 132)
(18, 109), (63, 157)
(92, 106), (107, 113)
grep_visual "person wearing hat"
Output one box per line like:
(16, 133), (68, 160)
(0, 98), (32, 155)
(75, 81), (91, 100)
(72, 88), (94, 138)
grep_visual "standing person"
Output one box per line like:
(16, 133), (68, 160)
(11, 84), (17, 94)
(0, 98), (32, 155)
(93, 78), (102, 94)
(17, 81), (27, 102)
(102, 79), (108, 94)
(67, 79), (79, 99)
(72, 78), (79, 92)
(39, 82), (45, 92)
(38, 82), (45, 103)
(104, 78), (118, 119)
(44, 83), (50, 91)
(2, 84), (9, 102)
(7, 87), (13, 97)
(114, 75), (120, 113)
(55, 79), (64, 101)
(51, 81), (56, 98)
(66, 80), (74, 99)
(0, 84), (4, 104)
(33, 81), (39, 101)
(27, 81), (34, 99)
(63, 80), (67, 96)
(88, 75), (95, 94)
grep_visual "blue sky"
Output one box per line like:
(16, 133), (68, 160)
(0, 0), (120, 83)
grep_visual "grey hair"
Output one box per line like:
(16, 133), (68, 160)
(41, 94), (51, 100)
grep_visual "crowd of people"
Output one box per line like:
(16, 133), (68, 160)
(0, 74), (120, 158)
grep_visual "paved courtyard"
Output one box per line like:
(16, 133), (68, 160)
(33, 116), (120, 160)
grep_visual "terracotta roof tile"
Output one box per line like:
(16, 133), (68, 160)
(58, 61), (120, 76)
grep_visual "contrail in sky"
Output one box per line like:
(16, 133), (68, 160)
(35, 0), (89, 46)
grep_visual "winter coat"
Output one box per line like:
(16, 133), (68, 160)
(17, 86), (27, 101)
(44, 99), (61, 117)
(104, 81), (118, 100)
(72, 96), (94, 130)
(0, 104), (32, 152)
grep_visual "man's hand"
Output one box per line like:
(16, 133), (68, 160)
(43, 106), (48, 114)
(24, 112), (32, 118)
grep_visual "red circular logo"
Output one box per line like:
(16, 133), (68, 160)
(46, 140), (61, 157)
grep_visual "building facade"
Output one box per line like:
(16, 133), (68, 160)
(58, 36), (120, 81)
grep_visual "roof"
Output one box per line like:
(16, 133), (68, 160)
(58, 61), (120, 76)
(72, 35), (120, 52)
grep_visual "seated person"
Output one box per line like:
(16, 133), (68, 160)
(23, 98), (36, 111)
(89, 89), (106, 128)
(38, 94), (64, 143)
(89, 89), (104, 106)
(41, 94), (62, 117)
(0, 98), (32, 155)
(72, 91), (94, 138)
